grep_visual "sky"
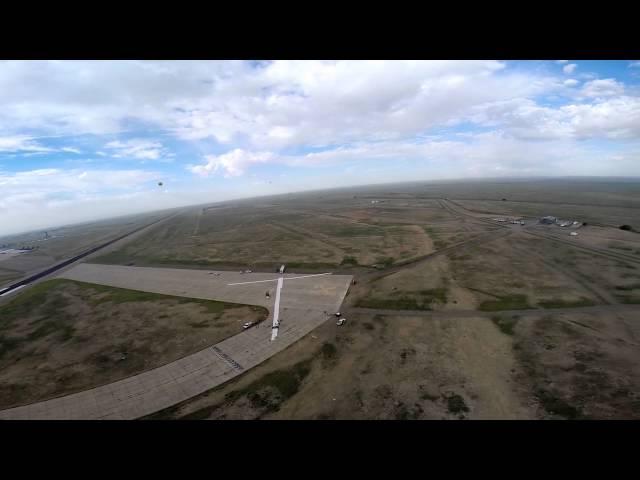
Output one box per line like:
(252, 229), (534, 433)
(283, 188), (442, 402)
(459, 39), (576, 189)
(1, 60), (639, 236)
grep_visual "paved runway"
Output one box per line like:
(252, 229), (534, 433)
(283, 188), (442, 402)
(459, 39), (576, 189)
(0, 264), (352, 420)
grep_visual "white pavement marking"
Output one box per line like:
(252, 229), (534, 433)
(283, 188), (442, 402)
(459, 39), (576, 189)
(283, 272), (332, 281)
(0, 284), (26, 297)
(228, 272), (332, 286)
(271, 277), (284, 341)
(227, 278), (279, 286)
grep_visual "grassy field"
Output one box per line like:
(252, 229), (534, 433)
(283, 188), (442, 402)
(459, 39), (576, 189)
(92, 199), (446, 269)
(0, 279), (267, 409)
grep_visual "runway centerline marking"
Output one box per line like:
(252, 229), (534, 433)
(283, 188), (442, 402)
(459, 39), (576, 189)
(271, 277), (284, 341)
(225, 272), (334, 342)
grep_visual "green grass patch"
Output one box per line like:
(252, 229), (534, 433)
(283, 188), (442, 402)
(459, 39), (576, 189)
(538, 297), (597, 309)
(340, 256), (359, 266)
(536, 389), (582, 419)
(184, 359), (313, 419)
(418, 287), (448, 304)
(329, 225), (385, 237)
(321, 342), (337, 360)
(614, 283), (640, 291)
(616, 295), (640, 304)
(0, 279), (267, 349)
(373, 256), (394, 268)
(479, 294), (532, 312)
(446, 394), (469, 414)
(356, 295), (431, 310)
(490, 315), (518, 336)
(0, 279), (67, 326)
(55, 279), (249, 316)
(465, 286), (503, 299)
(420, 392), (439, 401)
(0, 336), (21, 359)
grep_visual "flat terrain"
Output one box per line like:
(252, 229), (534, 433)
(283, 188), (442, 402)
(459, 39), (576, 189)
(2, 178), (640, 419)
(0, 210), (171, 289)
(147, 307), (640, 420)
(92, 200), (449, 270)
(0, 279), (267, 410)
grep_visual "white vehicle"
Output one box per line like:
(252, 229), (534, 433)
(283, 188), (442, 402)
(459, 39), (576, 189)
(273, 320), (280, 328)
(243, 322), (254, 329)
(334, 312), (341, 317)
(337, 318), (346, 326)
(279, 264), (286, 274)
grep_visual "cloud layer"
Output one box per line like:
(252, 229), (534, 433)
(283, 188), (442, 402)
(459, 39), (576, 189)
(1, 60), (639, 235)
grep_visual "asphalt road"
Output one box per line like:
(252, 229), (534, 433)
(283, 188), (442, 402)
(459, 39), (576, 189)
(0, 211), (181, 300)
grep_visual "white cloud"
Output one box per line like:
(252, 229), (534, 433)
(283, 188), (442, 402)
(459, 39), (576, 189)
(0, 60), (559, 152)
(563, 64), (577, 74)
(629, 61), (640, 68)
(0, 167), (162, 235)
(579, 78), (624, 98)
(467, 95), (640, 141)
(556, 60), (569, 64)
(173, 60), (559, 149)
(563, 79), (579, 87)
(104, 138), (169, 161)
(561, 96), (640, 139)
(61, 146), (82, 154)
(189, 149), (276, 177)
(186, 133), (640, 181)
(0, 135), (54, 153)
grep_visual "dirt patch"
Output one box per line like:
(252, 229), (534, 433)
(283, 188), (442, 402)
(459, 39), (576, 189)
(149, 313), (535, 420)
(512, 311), (640, 419)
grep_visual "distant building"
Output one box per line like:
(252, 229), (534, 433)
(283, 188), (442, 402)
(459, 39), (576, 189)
(540, 216), (557, 225)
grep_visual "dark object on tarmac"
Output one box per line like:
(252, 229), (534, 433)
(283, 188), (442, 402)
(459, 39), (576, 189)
(501, 198), (507, 201)
(620, 224), (634, 231)
(158, 181), (163, 187)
